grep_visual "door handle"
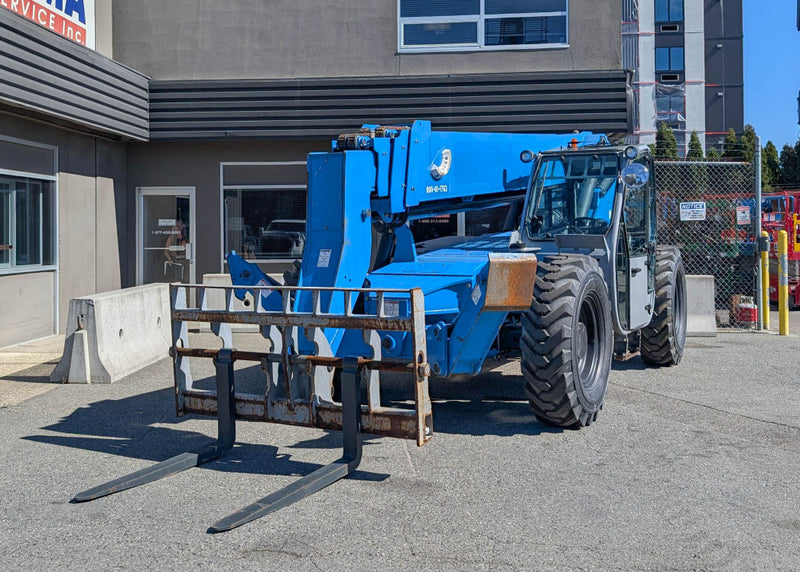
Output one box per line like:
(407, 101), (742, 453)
(631, 267), (642, 276)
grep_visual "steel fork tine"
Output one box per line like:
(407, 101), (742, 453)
(71, 349), (237, 503)
(208, 356), (362, 533)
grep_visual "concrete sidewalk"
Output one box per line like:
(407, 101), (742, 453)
(0, 335), (64, 408)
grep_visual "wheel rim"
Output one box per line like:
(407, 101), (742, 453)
(575, 322), (588, 370)
(576, 291), (604, 397)
(674, 270), (687, 344)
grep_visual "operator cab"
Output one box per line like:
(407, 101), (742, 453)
(525, 151), (619, 239)
(516, 144), (657, 334)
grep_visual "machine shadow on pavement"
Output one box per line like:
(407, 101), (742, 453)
(193, 361), (565, 439)
(22, 357), (564, 480)
(22, 385), (389, 483)
(425, 371), (566, 437)
(609, 358), (652, 372)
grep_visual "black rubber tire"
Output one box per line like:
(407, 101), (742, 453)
(520, 254), (614, 427)
(641, 246), (687, 366)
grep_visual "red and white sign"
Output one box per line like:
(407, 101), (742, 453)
(736, 205), (751, 225)
(1, 0), (95, 48)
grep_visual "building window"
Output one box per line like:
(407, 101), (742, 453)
(656, 94), (685, 121)
(398, 0), (568, 52)
(221, 162), (308, 261)
(655, 0), (683, 22)
(0, 175), (56, 270)
(655, 46), (684, 71)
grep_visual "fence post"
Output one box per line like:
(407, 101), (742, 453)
(755, 137), (763, 330)
(778, 230), (789, 335)
(761, 231), (770, 331)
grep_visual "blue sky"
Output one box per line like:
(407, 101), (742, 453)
(743, 0), (800, 149)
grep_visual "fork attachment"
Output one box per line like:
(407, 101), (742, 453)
(72, 283), (431, 532)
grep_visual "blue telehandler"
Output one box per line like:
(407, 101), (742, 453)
(73, 121), (686, 532)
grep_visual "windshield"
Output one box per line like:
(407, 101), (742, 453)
(524, 153), (619, 239)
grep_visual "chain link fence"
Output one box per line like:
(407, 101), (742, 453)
(654, 160), (759, 329)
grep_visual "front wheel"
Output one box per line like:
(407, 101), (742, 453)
(641, 246), (687, 366)
(520, 255), (614, 427)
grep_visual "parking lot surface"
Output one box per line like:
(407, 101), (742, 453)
(0, 314), (798, 571)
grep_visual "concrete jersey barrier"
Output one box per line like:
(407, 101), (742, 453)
(686, 274), (717, 337)
(51, 284), (171, 383)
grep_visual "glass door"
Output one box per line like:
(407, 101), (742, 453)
(137, 187), (196, 285)
(0, 179), (10, 267)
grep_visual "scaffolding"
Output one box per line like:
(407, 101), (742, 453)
(622, 0), (688, 155)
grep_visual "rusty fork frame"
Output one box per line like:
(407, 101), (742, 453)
(72, 283), (431, 533)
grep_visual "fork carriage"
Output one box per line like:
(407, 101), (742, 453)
(170, 282), (432, 446)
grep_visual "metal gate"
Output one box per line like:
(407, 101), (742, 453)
(654, 160), (759, 329)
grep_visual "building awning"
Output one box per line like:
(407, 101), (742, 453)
(0, 9), (149, 141)
(149, 70), (632, 141)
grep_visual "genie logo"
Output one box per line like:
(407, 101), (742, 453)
(1, 0), (94, 47)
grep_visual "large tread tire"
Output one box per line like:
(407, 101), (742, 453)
(520, 254), (614, 427)
(641, 246), (687, 366)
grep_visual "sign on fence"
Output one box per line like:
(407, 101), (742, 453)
(679, 201), (707, 221)
(736, 206), (751, 225)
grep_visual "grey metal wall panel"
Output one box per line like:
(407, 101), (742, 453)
(111, 0), (622, 81)
(150, 71), (631, 140)
(0, 10), (149, 141)
(702, 0), (743, 138)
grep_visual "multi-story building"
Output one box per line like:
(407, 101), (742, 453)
(626, 0), (743, 153)
(0, 0), (631, 347)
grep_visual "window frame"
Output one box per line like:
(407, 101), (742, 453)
(397, 0), (569, 53)
(219, 161), (309, 268)
(655, 0), (684, 23)
(655, 46), (684, 71)
(0, 167), (58, 275)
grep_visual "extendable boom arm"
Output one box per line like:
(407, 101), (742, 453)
(331, 120), (608, 224)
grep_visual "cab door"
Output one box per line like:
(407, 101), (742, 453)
(621, 156), (656, 330)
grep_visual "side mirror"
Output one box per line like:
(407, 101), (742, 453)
(621, 163), (649, 189)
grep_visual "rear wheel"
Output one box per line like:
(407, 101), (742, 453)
(641, 246), (687, 366)
(521, 255), (613, 427)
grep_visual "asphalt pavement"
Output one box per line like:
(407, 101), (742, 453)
(0, 312), (798, 571)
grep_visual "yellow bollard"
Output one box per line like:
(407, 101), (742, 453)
(778, 230), (789, 335)
(761, 231), (770, 331)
